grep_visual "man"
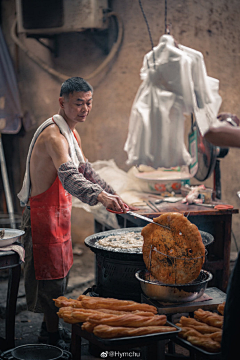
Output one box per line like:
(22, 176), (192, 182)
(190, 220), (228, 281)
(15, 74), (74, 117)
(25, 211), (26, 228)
(18, 77), (127, 349)
(204, 112), (240, 360)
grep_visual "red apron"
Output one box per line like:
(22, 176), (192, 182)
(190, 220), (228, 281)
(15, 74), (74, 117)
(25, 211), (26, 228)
(30, 176), (73, 280)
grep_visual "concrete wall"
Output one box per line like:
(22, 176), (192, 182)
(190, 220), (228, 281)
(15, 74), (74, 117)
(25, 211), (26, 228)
(1, 0), (240, 249)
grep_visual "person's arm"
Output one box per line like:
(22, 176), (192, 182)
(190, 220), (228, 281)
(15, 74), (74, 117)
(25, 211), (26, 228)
(204, 113), (240, 148)
(74, 128), (115, 193)
(78, 162), (116, 195)
(204, 125), (240, 148)
(45, 128), (126, 212)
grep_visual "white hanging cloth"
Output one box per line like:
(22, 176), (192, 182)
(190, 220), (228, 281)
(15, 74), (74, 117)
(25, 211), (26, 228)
(124, 35), (222, 169)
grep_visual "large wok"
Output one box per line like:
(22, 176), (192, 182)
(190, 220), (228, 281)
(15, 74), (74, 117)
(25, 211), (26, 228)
(85, 227), (214, 258)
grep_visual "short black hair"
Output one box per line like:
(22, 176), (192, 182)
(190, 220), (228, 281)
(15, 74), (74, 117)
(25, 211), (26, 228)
(60, 77), (93, 97)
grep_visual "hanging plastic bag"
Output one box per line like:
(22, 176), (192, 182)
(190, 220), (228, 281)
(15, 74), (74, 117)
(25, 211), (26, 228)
(124, 35), (222, 169)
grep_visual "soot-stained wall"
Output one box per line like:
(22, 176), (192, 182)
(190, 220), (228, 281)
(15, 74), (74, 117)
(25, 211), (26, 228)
(1, 0), (240, 249)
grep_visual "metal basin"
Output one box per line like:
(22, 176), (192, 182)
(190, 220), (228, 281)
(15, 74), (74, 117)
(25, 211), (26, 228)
(0, 228), (25, 247)
(12, 344), (63, 360)
(135, 269), (213, 303)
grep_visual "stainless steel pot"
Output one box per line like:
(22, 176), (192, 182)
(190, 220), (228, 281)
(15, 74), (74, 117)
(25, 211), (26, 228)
(135, 269), (213, 303)
(11, 344), (63, 360)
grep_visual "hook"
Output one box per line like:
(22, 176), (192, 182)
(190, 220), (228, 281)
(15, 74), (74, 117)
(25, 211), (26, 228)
(165, 23), (171, 35)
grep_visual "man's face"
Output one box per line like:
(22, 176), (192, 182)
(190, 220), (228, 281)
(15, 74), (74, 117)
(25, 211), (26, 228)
(60, 91), (93, 124)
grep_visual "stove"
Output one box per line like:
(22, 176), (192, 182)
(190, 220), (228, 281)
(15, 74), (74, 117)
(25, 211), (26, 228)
(84, 227), (214, 302)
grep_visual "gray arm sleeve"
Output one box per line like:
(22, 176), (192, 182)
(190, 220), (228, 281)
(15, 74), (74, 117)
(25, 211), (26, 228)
(58, 161), (103, 206)
(78, 161), (115, 195)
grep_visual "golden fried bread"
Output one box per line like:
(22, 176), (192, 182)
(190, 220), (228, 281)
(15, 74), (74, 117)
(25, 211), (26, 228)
(87, 313), (167, 327)
(81, 296), (157, 314)
(194, 309), (223, 328)
(81, 322), (96, 333)
(53, 296), (83, 308)
(93, 324), (176, 339)
(56, 294), (175, 339)
(142, 212), (205, 284)
(176, 311), (223, 353)
(217, 302), (225, 315)
(179, 316), (222, 334)
(186, 335), (221, 353)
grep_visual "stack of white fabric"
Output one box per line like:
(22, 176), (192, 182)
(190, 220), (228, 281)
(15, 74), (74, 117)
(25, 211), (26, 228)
(124, 35), (222, 169)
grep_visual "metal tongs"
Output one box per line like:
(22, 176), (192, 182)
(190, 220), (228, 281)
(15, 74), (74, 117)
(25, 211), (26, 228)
(107, 204), (170, 230)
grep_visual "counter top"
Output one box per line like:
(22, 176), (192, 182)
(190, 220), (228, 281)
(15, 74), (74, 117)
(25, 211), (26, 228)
(127, 199), (239, 218)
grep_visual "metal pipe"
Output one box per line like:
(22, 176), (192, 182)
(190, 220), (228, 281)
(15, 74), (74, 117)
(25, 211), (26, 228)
(0, 134), (16, 229)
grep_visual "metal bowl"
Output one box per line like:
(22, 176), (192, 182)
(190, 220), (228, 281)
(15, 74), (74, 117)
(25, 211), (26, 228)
(0, 228), (25, 247)
(135, 269), (213, 303)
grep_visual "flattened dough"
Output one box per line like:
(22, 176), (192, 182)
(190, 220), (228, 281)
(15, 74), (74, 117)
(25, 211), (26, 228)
(142, 212), (205, 284)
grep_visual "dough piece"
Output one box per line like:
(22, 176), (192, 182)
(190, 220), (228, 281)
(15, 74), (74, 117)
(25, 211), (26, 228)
(142, 212), (205, 284)
(217, 302), (225, 315)
(177, 324), (222, 342)
(81, 322), (96, 333)
(81, 296), (157, 314)
(87, 313), (167, 327)
(179, 316), (222, 334)
(194, 309), (223, 328)
(93, 324), (176, 338)
(57, 307), (81, 324)
(92, 309), (155, 317)
(186, 335), (221, 353)
(53, 296), (83, 308)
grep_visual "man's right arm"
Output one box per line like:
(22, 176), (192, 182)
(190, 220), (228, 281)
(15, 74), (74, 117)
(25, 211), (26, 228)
(45, 129), (126, 211)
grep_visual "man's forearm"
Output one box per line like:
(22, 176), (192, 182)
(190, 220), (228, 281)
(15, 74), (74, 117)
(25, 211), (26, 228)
(58, 161), (103, 205)
(78, 161), (115, 194)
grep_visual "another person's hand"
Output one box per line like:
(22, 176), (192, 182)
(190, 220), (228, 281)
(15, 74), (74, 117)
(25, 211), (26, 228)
(97, 191), (127, 213)
(217, 113), (240, 127)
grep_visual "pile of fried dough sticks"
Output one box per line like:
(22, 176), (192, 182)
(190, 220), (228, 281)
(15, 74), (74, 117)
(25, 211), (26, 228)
(54, 295), (177, 339)
(175, 302), (225, 353)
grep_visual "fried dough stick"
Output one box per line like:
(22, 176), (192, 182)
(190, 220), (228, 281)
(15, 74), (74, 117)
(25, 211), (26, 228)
(93, 324), (176, 339)
(81, 297), (157, 314)
(57, 306), (157, 326)
(187, 335), (221, 353)
(81, 322), (96, 333)
(179, 316), (222, 334)
(57, 307), (114, 323)
(217, 302), (225, 315)
(53, 296), (83, 308)
(176, 324), (222, 343)
(57, 307), (81, 324)
(89, 309), (155, 317)
(194, 309), (223, 328)
(87, 313), (167, 327)
(77, 295), (91, 301)
(54, 295), (156, 316)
